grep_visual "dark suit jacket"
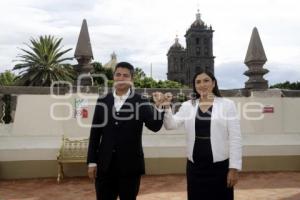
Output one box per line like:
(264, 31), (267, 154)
(87, 92), (164, 176)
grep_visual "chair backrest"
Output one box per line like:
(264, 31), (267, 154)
(58, 136), (89, 160)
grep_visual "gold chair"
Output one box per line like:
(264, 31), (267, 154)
(57, 135), (89, 183)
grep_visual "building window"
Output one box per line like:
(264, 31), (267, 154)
(196, 47), (201, 55)
(196, 38), (200, 45)
(204, 47), (209, 56)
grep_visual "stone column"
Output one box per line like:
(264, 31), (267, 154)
(74, 19), (94, 87)
(244, 27), (269, 90)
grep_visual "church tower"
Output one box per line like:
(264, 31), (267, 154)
(167, 36), (186, 84)
(184, 10), (215, 85)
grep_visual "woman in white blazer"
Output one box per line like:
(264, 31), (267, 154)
(163, 70), (242, 200)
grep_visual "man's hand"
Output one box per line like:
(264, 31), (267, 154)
(227, 168), (239, 188)
(88, 166), (97, 182)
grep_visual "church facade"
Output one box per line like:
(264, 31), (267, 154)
(167, 11), (215, 85)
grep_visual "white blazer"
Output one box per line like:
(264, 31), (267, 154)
(164, 97), (242, 170)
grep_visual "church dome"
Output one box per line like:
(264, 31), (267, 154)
(189, 10), (207, 29)
(103, 52), (117, 70)
(168, 37), (185, 52)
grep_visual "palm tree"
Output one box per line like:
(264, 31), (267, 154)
(13, 35), (75, 86)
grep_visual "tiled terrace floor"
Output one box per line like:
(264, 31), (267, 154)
(0, 172), (300, 200)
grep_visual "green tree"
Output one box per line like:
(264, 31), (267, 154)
(0, 70), (16, 86)
(138, 77), (158, 88)
(156, 80), (183, 89)
(132, 67), (184, 88)
(270, 81), (300, 90)
(13, 35), (74, 86)
(134, 67), (146, 80)
(91, 62), (113, 85)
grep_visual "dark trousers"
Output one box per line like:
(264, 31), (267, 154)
(95, 153), (141, 200)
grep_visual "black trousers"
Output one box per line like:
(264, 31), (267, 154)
(95, 153), (141, 200)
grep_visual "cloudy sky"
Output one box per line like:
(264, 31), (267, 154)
(0, 0), (299, 89)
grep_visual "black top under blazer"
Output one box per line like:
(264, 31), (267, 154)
(87, 92), (164, 176)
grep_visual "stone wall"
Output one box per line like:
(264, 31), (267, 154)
(1, 86), (300, 125)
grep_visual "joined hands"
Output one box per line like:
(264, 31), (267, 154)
(152, 92), (173, 109)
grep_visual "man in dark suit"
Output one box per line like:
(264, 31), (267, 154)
(87, 62), (165, 200)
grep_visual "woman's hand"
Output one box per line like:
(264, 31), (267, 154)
(227, 168), (239, 188)
(163, 92), (173, 108)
